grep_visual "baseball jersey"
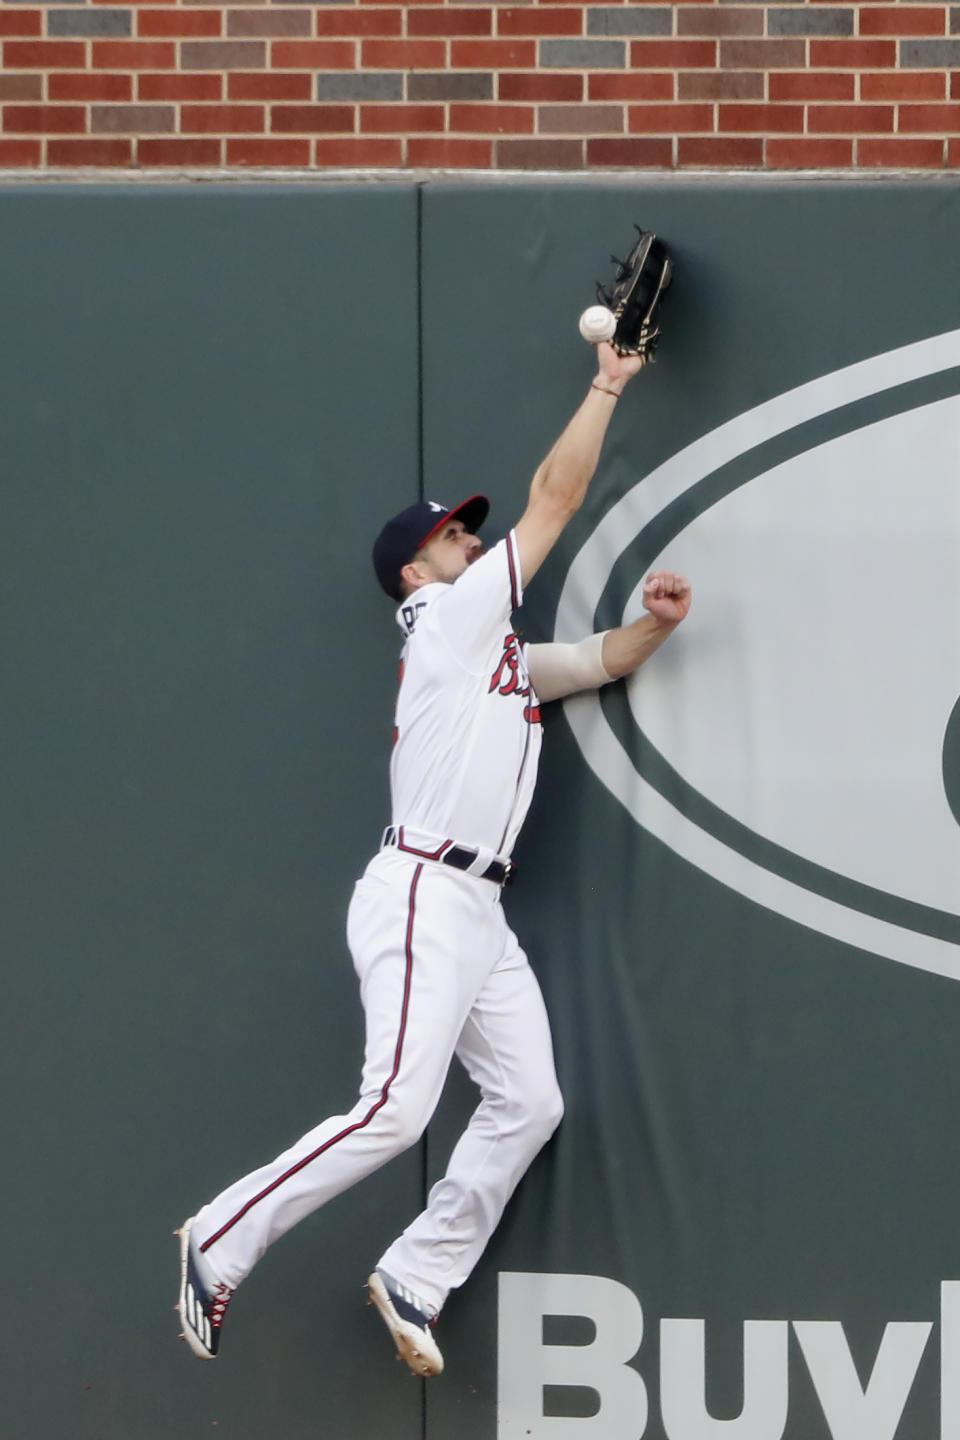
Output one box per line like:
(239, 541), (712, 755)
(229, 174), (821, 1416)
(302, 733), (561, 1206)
(390, 530), (542, 859)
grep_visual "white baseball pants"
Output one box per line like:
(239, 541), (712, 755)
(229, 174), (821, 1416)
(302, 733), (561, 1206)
(193, 848), (564, 1314)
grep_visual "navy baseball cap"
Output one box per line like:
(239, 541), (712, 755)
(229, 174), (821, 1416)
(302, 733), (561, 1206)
(372, 495), (490, 600)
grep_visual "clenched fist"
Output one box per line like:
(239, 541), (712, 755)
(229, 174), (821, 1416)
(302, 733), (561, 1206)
(642, 571), (691, 627)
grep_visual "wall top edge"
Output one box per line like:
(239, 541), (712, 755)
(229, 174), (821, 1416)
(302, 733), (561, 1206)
(1, 167), (959, 189)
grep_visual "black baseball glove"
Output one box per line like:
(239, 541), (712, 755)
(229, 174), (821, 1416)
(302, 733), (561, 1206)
(597, 227), (673, 360)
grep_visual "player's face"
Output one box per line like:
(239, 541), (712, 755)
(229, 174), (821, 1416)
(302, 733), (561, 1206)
(415, 520), (484, 585)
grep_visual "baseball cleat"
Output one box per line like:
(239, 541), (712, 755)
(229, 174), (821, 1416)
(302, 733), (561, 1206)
(176, 1217), (234, 1360)
(367, 1269), (444, 1377)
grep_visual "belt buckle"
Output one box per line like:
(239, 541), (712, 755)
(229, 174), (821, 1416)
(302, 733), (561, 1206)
(501, 860), (515, 886)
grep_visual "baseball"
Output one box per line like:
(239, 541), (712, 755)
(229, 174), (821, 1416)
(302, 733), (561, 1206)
(578, 305), (617, 344)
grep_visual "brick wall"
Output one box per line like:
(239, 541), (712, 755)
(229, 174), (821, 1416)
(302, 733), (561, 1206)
(0, 0), (958, 170)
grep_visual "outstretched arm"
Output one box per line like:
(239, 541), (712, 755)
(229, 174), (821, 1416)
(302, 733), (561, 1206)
(526, 571), (691, 702)
(514, 344), (646, 587)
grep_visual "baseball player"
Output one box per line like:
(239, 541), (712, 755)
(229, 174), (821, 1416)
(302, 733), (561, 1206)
(176, 340), (691, 1376)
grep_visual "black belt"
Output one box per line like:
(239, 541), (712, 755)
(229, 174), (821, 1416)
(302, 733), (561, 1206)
(381, 826), (514, 886)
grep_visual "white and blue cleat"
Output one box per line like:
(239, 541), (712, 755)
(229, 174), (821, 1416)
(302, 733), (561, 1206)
(367, 1269), (444, 1377)
(176, 1217), (234, 1360)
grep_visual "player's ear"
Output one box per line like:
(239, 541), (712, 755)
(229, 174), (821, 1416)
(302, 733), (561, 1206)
(400, 558), (429, 593)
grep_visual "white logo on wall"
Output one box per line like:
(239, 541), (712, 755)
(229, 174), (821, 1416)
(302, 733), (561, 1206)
(498, 1271), (960, 1439)
(555, 331), (960, 982)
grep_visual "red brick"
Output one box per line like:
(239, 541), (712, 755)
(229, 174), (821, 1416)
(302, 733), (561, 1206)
(138, 136), (221, 163)
(3, 104), (86, 133)
(538, 102), (623, 133)
(862, 71), (944, 100)
(808, 103), (894, 131)
(450, 39), (536, 66)
(497, 8), (583, 36)
(630, 40), (717, 67)
(315, 9), (403, 37)
(766, 136), (853, 164)
(449, 102), (534, 132)
(50, 72), (133, 101)
(408, 7), (492, 35)
(362, 38), (446, 67)
(272, 41), (355, 68)
(93, 40), (176, 68)
(360, 103), (445, 132)
(678, 8), (763, 36)
(0, 138), (40, 163)
(858, 7), (946, 36)
(271, 103), (355, 132)
(500, 72), (583, 101)
(898, 102), (960, 131)
(313, 136), (403, 164)
(137, 9), (221, 36)
(4, 40), (86, 68)
(180, 103), (265, 132)
(0, 75), (43, 101)
(810, 39), (896, 66)
(228, 11), (312, 38)
(588, 136), (673, 165)
(719, 103), (804, 132)
(677, 135), (763, 164)
(0, 11), (42, 37)
(227, 136), (311, 164)
(948, 136), (960, 164)
(679, 71), (762, 99)
(859, 136), (944, 165)
(592, 72), (674, 101)
(495, 136), (583, 166)
(951, 73), (960, 99)
(770, 71), (855, 101)
(629, 102), (714, 132)
(139, 72), (222, 99)
(720, 39), (806, 66)
(47, 138), (132, 163)
(229, 72), (311, 100)
(408, 136), (492, 165)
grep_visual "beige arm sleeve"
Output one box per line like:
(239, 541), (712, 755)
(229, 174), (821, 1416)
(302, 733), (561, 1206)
(525, 633), (613, 704)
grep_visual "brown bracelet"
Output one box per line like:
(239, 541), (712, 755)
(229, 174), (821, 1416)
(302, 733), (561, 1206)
(591, 382), (620, 399)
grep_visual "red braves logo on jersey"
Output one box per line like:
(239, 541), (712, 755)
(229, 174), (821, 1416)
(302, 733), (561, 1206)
(489, 633), (526, 697)
(489, 634), (541, 724)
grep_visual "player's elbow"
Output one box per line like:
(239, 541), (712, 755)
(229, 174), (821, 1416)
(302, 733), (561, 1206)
(528, 475), (582, 528)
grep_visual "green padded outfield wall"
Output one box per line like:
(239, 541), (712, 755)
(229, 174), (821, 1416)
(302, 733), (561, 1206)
(2, 178), (959, 1440)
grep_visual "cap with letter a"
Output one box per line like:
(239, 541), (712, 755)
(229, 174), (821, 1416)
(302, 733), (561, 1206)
(372, 495), (490, 601)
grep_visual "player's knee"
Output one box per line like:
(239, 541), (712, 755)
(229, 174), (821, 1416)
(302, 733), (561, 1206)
(376, 1097), (430, 1156)
(521, 1080), (564, 1149)
(541, 1082), (565, 1139)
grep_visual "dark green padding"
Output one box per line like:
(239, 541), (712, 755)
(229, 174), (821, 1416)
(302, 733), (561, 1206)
(0, 183), (422, 1440)
(3, 177), (960, 1440)
(421, 179), (960, 1440)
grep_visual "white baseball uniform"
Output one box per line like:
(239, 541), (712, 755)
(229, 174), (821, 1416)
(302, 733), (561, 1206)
(192, 531), (564, 1315)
